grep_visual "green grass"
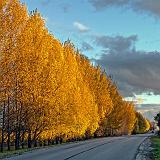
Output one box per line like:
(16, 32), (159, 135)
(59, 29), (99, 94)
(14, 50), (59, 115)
(151, 136), (160, 160)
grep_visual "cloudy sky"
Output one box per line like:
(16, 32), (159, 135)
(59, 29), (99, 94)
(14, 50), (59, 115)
(20, 0), (160, 120)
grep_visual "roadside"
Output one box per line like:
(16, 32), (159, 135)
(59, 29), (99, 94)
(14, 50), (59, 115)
(136, 137), (154, 160)
(0, 134), (153, 160)
(2, 135), (150, 160)
(151, 136), (160, 160)
(0, 141), (78, 159)
(0, 148), (33, 159)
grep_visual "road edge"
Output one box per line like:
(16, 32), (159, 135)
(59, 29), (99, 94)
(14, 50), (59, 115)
(135, 137), (154, 160)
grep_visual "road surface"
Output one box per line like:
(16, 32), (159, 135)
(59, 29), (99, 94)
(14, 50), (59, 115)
(4, 134), (150, 160)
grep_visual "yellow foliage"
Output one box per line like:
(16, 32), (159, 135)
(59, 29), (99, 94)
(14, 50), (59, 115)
(0, 0), (151, 147)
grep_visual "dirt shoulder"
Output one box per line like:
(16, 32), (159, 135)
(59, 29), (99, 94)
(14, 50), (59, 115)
(135, 137), (154, 160)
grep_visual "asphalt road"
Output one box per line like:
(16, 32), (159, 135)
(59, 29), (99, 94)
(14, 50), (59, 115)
(4, 134), (150, 160)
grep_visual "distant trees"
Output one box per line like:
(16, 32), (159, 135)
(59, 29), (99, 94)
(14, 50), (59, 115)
(133, 112), (151, 134)
(154, 112), (160, 134)
(94, 81), (137, 137)
(0, 0), (150, 152)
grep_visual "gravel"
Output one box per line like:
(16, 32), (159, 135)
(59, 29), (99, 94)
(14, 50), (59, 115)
(135, 138), (154, 160)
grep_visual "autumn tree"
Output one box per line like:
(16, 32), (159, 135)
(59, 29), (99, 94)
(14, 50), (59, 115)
(0, 0), (28, 150)
(120, 102), (136, 135)
(0, 0), (151, 152)
(133, 112), (150, 134)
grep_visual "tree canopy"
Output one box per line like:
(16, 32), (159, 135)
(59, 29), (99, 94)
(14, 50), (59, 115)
(0, 0), (150, 151)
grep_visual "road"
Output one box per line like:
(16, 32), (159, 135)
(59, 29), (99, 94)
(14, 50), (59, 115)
(4, 134), (150, 160)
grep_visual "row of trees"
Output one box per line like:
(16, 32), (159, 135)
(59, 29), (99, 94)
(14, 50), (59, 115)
(133, 112), (150, 134)
(0, 0), (150, 152)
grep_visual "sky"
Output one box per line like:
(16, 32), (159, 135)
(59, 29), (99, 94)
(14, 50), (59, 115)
(20, 0), (160, 120)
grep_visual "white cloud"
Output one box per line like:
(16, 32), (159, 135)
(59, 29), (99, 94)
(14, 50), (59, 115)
(93, 34), (160, 97)
(73, 21), (90, 32)
(136, 104), (160, 121)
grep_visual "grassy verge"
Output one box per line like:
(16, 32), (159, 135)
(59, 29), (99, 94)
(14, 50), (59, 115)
(151, 136), (160, 160)
(0, 141), (80, 159)
(0, 145), (59, 159)
(0, 148), (34, 159)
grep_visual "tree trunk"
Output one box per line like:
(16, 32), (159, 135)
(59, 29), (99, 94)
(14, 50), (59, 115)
(43, 140), (46, 146)
(33, 129), (37, 147)
(34, 140), (37, 147)
(60, 137), (63, 144)
(55, 137), (59, 144)
(15, 127), (20, 150)
(7, 97), (10, 151)
(19, 101), (24, 149)
(15, 83), (20, 150)
(21, 128), (25, 149)
(51, 140), (55, 145)
(28, 129), (32, 148)
(15, 130), (18, 150)
(17, 126), (21, 149)
(1, 101), (6, 152)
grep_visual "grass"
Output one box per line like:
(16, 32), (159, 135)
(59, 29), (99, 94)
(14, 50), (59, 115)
(151, 136), (160, 160)
(0, 145), (59, 159)
(0, 148), (33, 159)
(0, 141), (80, 159)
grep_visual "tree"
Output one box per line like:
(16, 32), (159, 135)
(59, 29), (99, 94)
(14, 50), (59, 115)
(0, 0), (28, 150)
(133, 112), (150, 134)
(120, 102), (136, 135)
(0, 0), (150, 152)
(154, 112), (160, 134)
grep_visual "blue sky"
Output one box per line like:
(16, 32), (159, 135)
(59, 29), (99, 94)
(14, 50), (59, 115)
(20, 0), (160, 55)
(20, 0), (160, 120)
